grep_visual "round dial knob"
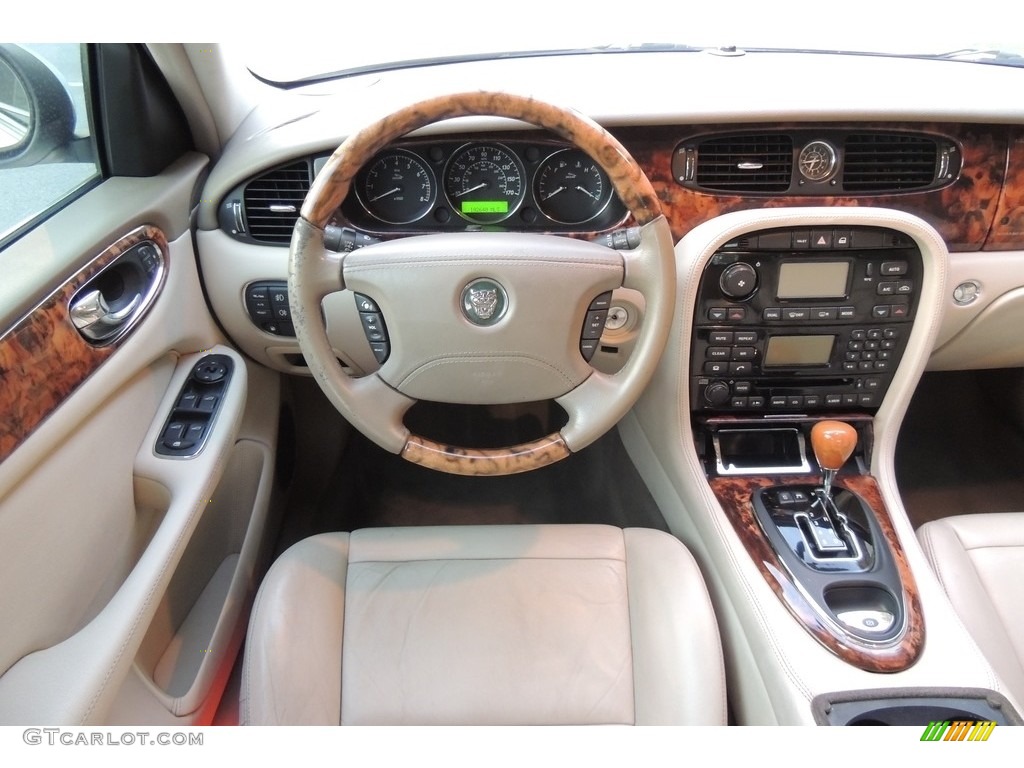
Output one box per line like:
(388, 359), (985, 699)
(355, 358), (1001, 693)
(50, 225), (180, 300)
(720, 262), (758, 300)
(704, 381), (731, 406)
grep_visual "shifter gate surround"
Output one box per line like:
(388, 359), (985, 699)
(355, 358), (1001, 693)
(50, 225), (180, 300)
(708, 472), (924, 673)
(289, 91), (675, 476)
(751, 484), (907, 646)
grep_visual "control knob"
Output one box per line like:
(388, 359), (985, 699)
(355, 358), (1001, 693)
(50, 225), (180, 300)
(720, 262), (758, 300)
(704, 380), (731, 406)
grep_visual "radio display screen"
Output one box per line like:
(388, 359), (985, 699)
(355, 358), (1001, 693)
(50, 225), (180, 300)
(764, 335), (835, 367)
(777, 261), (849, 299)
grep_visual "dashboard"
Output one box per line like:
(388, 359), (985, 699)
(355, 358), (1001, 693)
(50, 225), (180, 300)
(217, 121), (1022, 248)
(204, 114), (1024, 380)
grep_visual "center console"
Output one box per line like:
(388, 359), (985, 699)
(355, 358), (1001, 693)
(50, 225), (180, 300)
(624, 209), (1023, 724)
(688, 226), (926, 670)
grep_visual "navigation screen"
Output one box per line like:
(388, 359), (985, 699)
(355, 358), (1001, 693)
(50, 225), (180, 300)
(777, 261), (849, 299)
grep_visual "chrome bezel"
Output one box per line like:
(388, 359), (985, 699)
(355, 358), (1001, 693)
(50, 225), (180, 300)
(355, 149), (437, 225)
(798, 140), (839, 182)
(443, 142), (525, 224)
(533, 148), (613, 225)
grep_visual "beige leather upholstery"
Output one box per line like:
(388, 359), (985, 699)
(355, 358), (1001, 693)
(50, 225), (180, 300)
(918, 514), (1024, 703)
(242, 524), (725, 725)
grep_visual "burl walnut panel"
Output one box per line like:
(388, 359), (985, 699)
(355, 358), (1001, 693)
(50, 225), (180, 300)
(708, 473), (924, 673)
(615, 123), (1009, 251)
(985, 128), (1024, 250)
(0, 226), (168, 464)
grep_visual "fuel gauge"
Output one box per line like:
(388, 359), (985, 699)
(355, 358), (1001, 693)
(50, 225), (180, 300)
(534, 149), (612, 225)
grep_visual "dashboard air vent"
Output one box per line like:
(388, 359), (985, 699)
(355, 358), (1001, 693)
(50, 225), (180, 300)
(243, 162), (312, 244)
(842, 134), (938, 192)
(695, 135), (793, 193)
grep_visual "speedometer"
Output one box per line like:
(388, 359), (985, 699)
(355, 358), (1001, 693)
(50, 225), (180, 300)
(444, 144), (525, 224)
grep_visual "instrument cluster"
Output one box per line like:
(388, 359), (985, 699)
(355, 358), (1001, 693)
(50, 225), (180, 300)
(339, 138), (627, 234)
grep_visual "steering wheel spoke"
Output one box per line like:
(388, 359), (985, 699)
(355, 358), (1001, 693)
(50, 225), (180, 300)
(290, 219), (345, 299)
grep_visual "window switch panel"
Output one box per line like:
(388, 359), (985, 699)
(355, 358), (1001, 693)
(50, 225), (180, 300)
(155, 354), (234, 458)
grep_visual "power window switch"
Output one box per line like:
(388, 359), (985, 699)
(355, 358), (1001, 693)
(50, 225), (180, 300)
(162, 422), (195, 451)
(185, 423), (205, 444)
(162, 422), (185, 444)
(198, 394), (219, 413)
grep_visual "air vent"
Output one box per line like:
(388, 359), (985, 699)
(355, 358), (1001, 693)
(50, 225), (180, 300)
(695, 135), (793, 192)
(842, 134), (938, 192)
(243, 162), (312, 243)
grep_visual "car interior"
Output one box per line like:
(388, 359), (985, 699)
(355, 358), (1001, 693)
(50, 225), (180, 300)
(1, 38), (1024, 728)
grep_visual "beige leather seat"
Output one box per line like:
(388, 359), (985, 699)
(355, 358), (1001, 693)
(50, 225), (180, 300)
(242, 524), (725, 725)
(918, 513), (1024, 703)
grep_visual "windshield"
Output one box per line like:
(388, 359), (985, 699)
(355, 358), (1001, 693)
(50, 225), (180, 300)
(239, 4), (1024, 83)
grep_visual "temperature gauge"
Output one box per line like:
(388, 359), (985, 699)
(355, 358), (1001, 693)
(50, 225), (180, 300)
(534, 149), (612, 224)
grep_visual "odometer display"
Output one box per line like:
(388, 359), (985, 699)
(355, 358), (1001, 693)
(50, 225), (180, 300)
(444, 144), (525, 224)
(461, 200), (509, 214)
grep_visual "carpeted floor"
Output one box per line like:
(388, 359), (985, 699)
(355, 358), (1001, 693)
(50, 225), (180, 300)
(895, 368), (1024, 528)
(271, 378), (668, 556)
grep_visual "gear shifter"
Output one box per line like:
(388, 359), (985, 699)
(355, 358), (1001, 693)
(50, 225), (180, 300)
(811, 420), (858, 500)
(802, 420), (860, 555)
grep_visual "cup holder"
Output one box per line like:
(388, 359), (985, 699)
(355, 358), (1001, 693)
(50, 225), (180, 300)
(813, 688), (1023, 726)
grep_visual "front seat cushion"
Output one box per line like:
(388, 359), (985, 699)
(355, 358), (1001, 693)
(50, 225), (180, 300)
(242, 524), (725, 725)
(918, 513), (1024, 704)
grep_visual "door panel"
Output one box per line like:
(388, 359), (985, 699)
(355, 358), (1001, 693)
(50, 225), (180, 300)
(0, 151), (273, 724)
(0, 354), (176, 678)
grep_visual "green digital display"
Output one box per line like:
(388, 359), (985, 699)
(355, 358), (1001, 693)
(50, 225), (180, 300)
(461, 200), (509, 214)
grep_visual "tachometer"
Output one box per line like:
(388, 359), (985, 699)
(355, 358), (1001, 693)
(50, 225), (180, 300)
(444, 144), (525, 224)
(534, 149), (612, 224)
(357, 150), (436, 225)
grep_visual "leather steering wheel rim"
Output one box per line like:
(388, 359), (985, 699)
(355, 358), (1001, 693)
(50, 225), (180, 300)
(288, 91), (675, 476)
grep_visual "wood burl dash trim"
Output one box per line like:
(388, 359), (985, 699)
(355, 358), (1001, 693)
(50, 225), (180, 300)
(985, 128), (1024, 250)
(304, 91), (662, 229)
(708, 473), (924, 673)
(613, 123), (1008, 251)
(401, 432), (571, 476)
(0, 226), (168, 464)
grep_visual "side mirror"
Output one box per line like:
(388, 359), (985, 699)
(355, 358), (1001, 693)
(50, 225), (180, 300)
(0, 44), (76, 167)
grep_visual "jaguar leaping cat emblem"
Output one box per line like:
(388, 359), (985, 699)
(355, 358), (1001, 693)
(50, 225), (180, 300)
(469, 288), (498, 320)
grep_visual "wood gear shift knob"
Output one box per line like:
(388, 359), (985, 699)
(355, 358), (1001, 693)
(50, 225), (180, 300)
(810, 420), (858, 471)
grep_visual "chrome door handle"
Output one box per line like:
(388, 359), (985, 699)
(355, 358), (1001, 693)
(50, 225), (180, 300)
(68, 234), (165, 346)
(70, 289), (142, 341)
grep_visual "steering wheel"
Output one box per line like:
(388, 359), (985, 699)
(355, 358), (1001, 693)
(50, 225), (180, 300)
(289, 92), (674, 476)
